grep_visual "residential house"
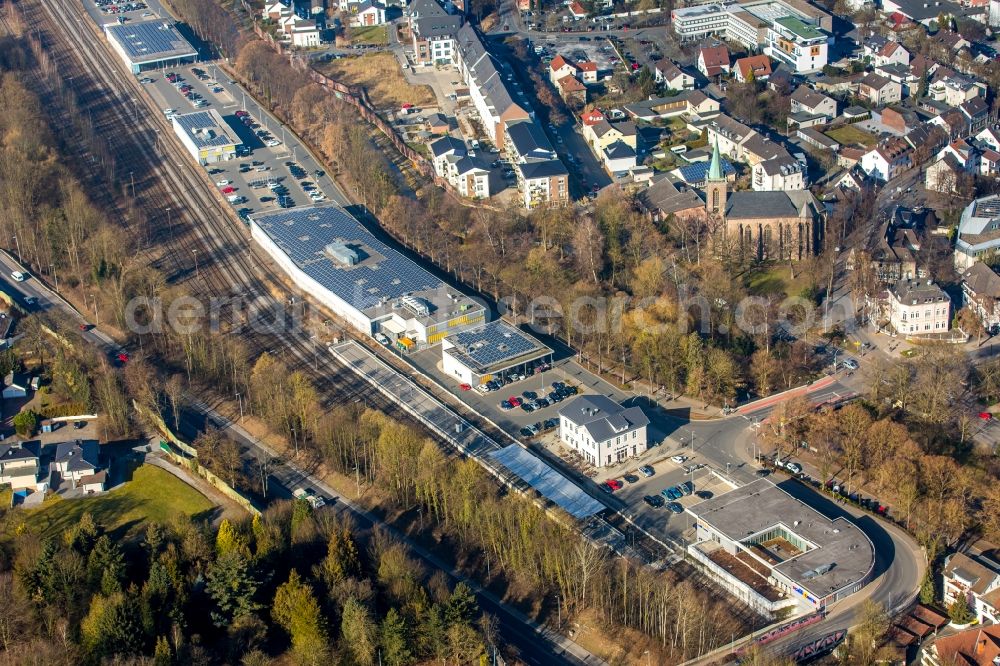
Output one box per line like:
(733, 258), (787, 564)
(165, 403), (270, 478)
(78, 470), (107, 494)
(409, 0), (462, 65)
(858, 73), (902, 106)
(883, 278), (951, 336)
(558, 394), (649, 468)
(455, 23), (531, 147)
(961, 262), (1000, 333)
(577, 61), (599, 84)
(706, 114), (757, 162)
(583, 119), (638, 154)
(929, 29), (971, 55)
(424, 112), (450, 134)
(869, 218), (921, 282)
(875, 40), (910, 67)
(764, 16), (829, 73)
(602, 141), (637, 175)
(556, 74), (587, 106)
(875, 63), (921, 97)
(622, 90), (720, 121)
(955, 195), (1000, 270)
(752, 156), (806, 191)
(548, 54), (578, 86)
(51, 440), (100, 487)
(429, 136), (492, 199)
(942, 551), (1000, 624)
(980, 148), (1000, 177)
(905, 122), (948, 155)
(264, 1), (292, 20)
(976, 126), (1000, 151)
(859, 137), (912, 181)
(2, 371), (28, 399)
(929, 73), (985, 107)
(921, 624), (1000, 666)
(635, 176), (709, 224)
(881, 0), (970, 26)
(654, 60), (694, 90)
(790, 86), (837, 120)
(961, 97), (990, 135)
(697, 44), (730, 78)
(352, 1), (387, 26)
(568, 1), (588, 19)
(290, 20), (321, 47)
(516, 159), (568, 209)
(929, 109), (969, 140)
(0, 441), (39, 490)
(580, 108), (605, 126)
(926, 139), (978, 192)
(734, 55), (772, 83)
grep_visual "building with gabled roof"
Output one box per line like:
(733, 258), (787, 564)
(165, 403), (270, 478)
(558, 394), (649, 468)
(734, 54), (772, 82)
(697, 44), (731, 77)
(961, 262), (1000, 333)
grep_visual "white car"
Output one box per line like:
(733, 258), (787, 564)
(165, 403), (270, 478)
(841, 358), (859, 370)
(293, 487), (326, 508)
(10, 271), (26, 282)
(163, 108), (175, 116)
(215, 180), (230, 187)
(670, 455), (687, 464)
(265, 139), (281, 147)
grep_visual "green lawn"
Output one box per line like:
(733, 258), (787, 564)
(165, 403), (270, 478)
(747, 265), (810, 298)
(824, 125), (877, 148)
(26, 465), (216, 538)
(351, 25), (389, 45)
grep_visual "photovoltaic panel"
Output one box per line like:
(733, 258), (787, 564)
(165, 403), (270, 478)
(106, 20), (198, 63)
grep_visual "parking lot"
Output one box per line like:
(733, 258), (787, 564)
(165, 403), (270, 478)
(142, 65), (331, 219)
(83, 0), (165, 25)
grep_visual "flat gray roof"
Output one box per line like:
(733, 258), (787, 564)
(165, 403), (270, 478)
(489, 445), (605, 519)
(173, 110), (239, 149)
(106, 20), (198, 64)
(249, 205), (482, 326)
(688, 479), (875, 601)
(443, 320), (550, 374)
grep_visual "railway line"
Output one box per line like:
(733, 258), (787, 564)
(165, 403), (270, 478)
(30, 0), (392, 419)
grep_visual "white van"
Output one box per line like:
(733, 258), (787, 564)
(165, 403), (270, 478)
(670, 145), (688, 154)
(10, 271), (26, 282)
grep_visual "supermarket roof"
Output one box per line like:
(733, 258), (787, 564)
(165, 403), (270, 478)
(172, 110), (239, 149)
(105, 20), (198, 65)
(249, 204), (482, 326)
(443, 320), (551, 374)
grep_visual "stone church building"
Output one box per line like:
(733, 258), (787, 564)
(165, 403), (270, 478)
(704, 141), (824, 261)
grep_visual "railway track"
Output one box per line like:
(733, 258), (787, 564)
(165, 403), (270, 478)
(30, 0), (392, 418)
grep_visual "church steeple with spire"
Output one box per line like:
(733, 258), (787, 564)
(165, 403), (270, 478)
(705, 137), (727, 215)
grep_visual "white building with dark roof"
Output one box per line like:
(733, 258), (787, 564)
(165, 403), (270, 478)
(441, 320), (552, 386)
(883, 278), (951, 336)
(956, 195), (1000, 270)
(249, 204), (485, 347)
(0, 441), (39, 490)
(104, 20), (198, 74)
(558, 395), (649, 467)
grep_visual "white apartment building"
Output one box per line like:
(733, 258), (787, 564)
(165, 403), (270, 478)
(558, 395), (649, 467)
(672, 0), (832, 73)
(752, 157), (806, 191)
(766, 16), (828, 73)
(429, 136), (492, 199)
(885, 278), (951, 336)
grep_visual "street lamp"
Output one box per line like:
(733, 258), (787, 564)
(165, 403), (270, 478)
(49, 264), (59, 292)
(192, 249), (199, 278)
(235, 391), (244, 423)
(310, 334), (319, 370)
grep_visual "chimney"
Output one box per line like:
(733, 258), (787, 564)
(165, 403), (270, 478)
(977, 638), (987, 654)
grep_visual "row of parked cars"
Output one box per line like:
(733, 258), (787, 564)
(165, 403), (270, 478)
(95, 0), (148, 14)
(500, 381), (577, 414)
(519, 417), (559, 439)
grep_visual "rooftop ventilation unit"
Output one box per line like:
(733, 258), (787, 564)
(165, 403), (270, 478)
(324, 241), (359, 266)
(401, 295), (430, 317)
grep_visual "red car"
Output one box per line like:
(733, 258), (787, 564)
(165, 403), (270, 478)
(603, 479), (623, 493)
(459, 383), (472, 391)
(508, 396), (522, 407)
(235, 110), (249, 118)
(979, 412), (992, 421)
(116, 352), (129, 364)
(221, 186), (235, 194)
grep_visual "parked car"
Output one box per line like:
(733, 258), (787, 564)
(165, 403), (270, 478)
(785, 462), (803, 474)
(605, 479), (623, 492)
(670, 455), (687, 464)
(642, 495), (665, 508)
(500, 400), (513, 411)
(638, 465), (655, 477)
(623, 473), (639, 484)
(695, 490), (713, 499)
(842, 358), (859, 370)
(667, 502), (683, 514)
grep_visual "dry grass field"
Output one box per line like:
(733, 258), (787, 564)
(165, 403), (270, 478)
(320, 52), (436, 109)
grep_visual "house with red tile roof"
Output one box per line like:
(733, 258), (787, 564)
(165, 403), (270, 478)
(734, 55), (772, 83)
(580, 108), (606, 126)
(922, 624), (1000, 666)
(577, 61), (599, 83)
(697, 44), (730, 78)
(568, 0), (587, 18)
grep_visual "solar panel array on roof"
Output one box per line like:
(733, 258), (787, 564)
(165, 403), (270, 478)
(174, 111), (238, 149)
(676, 158), (735, 184)
(107, 20), (198, 63)
(444, 320), (549, 372)
(250, 205), (446, 315)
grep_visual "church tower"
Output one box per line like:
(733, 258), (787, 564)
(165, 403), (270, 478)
(705, 138), (727, 215)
